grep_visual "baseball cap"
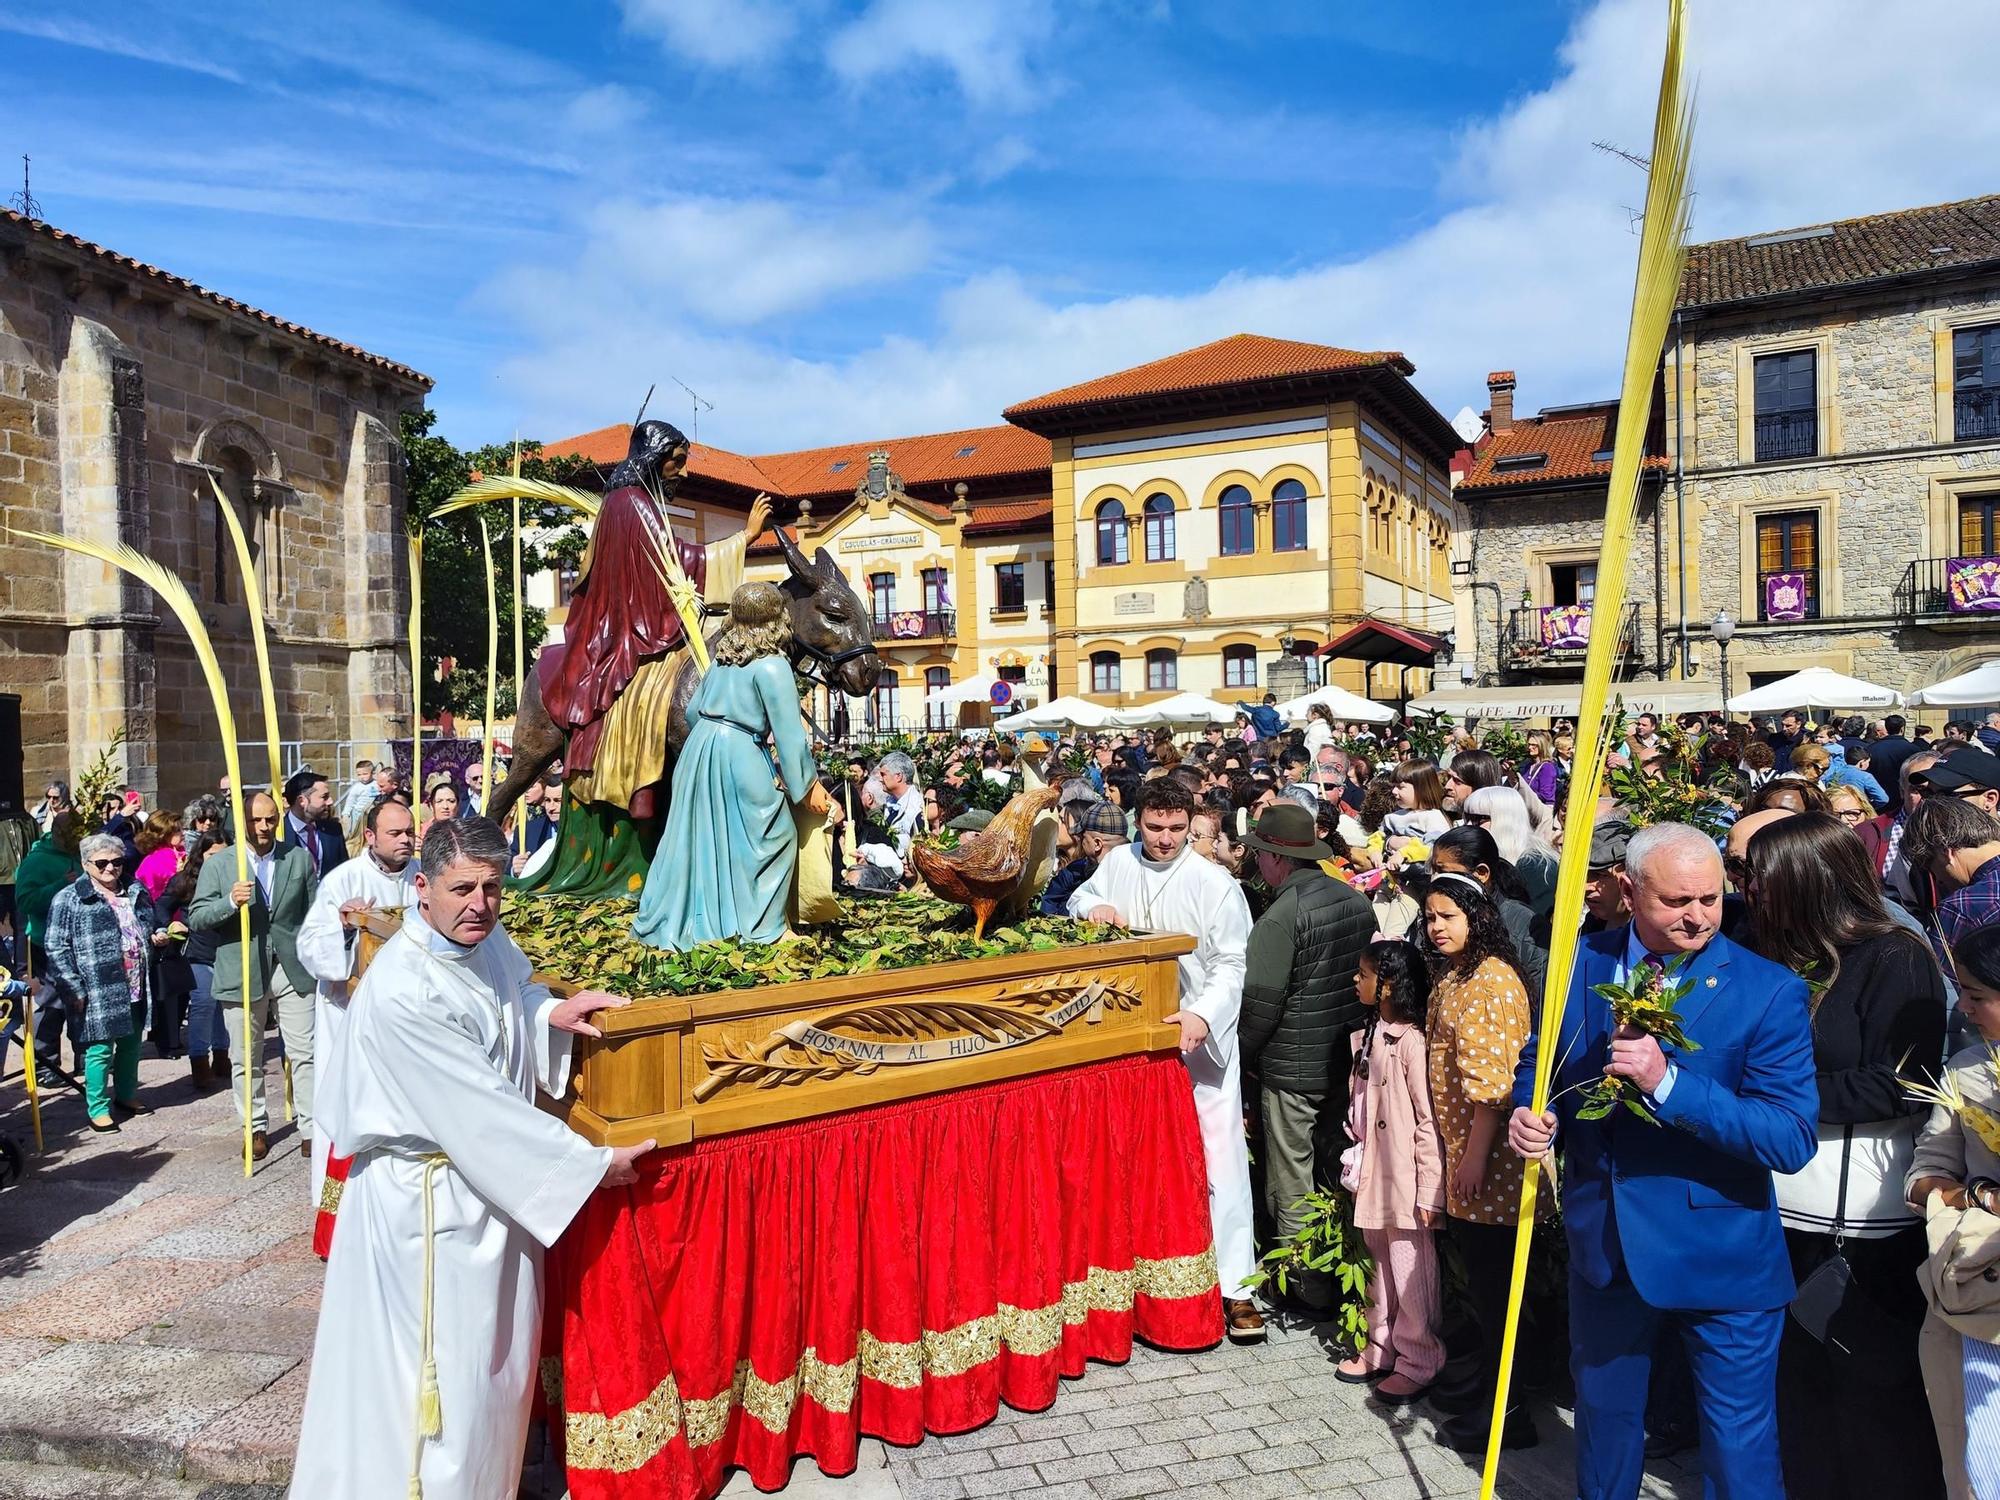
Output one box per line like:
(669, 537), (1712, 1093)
(1912, 748), (2000, 794)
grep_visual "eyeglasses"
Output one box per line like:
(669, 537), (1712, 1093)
(87, 858), (123, 871)
(1464, 813), (1490, 826)
(1835, 807), (1868, 823)
(1723, 854), (1753, 888)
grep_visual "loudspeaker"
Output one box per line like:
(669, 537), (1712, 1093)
(0, 695), (23, 816)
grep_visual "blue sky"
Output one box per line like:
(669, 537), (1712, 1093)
(4, 1), (1997, 453)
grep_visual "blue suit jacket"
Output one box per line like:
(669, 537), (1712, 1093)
(1513, 926), (1817, 1313)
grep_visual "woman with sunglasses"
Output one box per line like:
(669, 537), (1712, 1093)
(43, 831), (168, 1131)
(1745, 813), (1947, 1498)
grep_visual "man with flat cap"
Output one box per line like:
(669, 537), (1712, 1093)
(1239, 801), (1375, 1315)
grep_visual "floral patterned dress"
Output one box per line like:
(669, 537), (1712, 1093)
(1427, 955), (1534, 1224)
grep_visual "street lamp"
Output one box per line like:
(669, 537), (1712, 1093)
(1710, 610), (1736, 720)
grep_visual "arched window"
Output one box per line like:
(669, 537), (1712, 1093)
(924, 668), (951, 730)
(1218, 484), (1255, 556)
(1289, 638), (1324, 691)
(1090, 651), (1122, 694)
(1143, 493), (1176, 562)
(1222, 644), (1257, 690)
(1095, 500), (1129, 565)
(1272, 478), (1308, 552)
(1145, 648), (1177, 691)
(872, 669), (900, 731)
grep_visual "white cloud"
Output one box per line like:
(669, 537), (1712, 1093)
(826, 0), (1056, 109)
(486, 193), (937, 333)
(563, 83), (644, 137)
(474, 0), (2000, 451)
(616, 0), (804, 68)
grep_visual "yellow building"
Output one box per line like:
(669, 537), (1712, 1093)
(1004, 335), (1463, 705)
(537, 333), (1466, 732)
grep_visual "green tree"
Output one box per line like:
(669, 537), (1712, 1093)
(400, 409), (591, 718)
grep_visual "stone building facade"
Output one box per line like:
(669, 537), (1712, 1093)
(0, 210), (430, 805)
(1672, 195), (2000, 701)
(1451, 375), (1675, 696)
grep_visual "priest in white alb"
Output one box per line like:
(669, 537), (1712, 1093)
(1067, 777), (1263, 1344)
(291, 817), (654, 1500)
(295, 795), (419, 1205)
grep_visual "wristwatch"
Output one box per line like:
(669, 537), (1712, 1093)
(1969, 1177), (2000, 1212)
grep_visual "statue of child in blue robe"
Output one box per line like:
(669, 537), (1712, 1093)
(633, 582), (828, 951)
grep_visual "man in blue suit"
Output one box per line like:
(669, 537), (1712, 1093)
(1509, 822), (1817, 1499)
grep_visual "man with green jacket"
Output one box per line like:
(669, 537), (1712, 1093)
(15, 812), (82, 1077)
(1239, 801), (1376, 1315)
(188, 790), (317, 1161)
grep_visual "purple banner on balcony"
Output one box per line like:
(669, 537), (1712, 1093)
(1539, 605), (1592, 649)
(1763, 572), (1811, 623)
(1948, 557), (2000, 613)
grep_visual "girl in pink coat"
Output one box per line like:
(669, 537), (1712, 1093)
(1336, 937), (1447, 1405)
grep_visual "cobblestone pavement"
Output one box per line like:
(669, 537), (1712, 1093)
(0, 1049), (1702, 1500)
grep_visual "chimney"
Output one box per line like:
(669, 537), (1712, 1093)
(1486, 371), (1516, 433)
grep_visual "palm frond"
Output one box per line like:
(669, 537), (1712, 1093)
(479, 514), (499, 803)
(1487, 4), (1692, 1492)
(1532, 0), (1693, 1113)
(206, 476), (284, 795)
(430, 475), (600, 521)
(13, 525), (260, 1172)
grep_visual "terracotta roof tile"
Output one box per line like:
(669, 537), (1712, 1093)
(963, 497), (1053, 536)
(1004, 333), (1409, 419)
(541, 421), (1050, 503)
(749, 423), (1049, 499)
(1458, 401), (1667, 493)
(1, 210), (431, 387)
(1681, 194), (2000, 309)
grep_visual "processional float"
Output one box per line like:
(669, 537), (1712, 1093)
(348, 417), (1221, 1500)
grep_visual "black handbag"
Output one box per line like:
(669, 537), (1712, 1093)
(1788, 1125), (1914, 1377)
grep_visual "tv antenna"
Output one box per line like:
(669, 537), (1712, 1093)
(1593, 140), (1656, 234)
(669, 376), (714, 443)
(8, 155), (42, 221)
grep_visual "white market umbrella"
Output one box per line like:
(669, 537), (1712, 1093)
(1107, 692), (1238, 728)
(1276, 681), (1398, 725)
(1000, 694), (1117, 731)
(921, 672), (999, 709)
(1726, 666), (1904, 713)
(1910, 661), (2000, 707)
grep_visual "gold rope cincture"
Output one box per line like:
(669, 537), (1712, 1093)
(407, 1151), (450, 1500)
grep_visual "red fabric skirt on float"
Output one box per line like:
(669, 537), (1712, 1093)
(542, 1052), (1222, 1499)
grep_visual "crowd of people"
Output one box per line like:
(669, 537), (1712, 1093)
(0, 756), (536, 1160)
(814, 702), (2000, 1495)
(14, 700), (2000, 1496)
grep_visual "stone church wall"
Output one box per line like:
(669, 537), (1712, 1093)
(0, 223), (429, 807)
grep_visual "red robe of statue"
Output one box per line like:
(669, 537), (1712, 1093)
(539, 482), (707, 777)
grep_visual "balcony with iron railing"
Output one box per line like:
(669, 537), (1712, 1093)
(1896, 557), (2000, 620)
(1501, 600), (1638, 674)
(1753, 409), (1818, 462)
(871, 609), (956, 643)
(1958, 389), (2000, 443)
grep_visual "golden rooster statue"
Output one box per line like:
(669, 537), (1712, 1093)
(910, 781), (1067, 940)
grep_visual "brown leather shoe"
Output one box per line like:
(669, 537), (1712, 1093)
(1223, 1297), (1267, 1345)
(299, 1137), (311, 1159)
(251, 1130), (270, 1162)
